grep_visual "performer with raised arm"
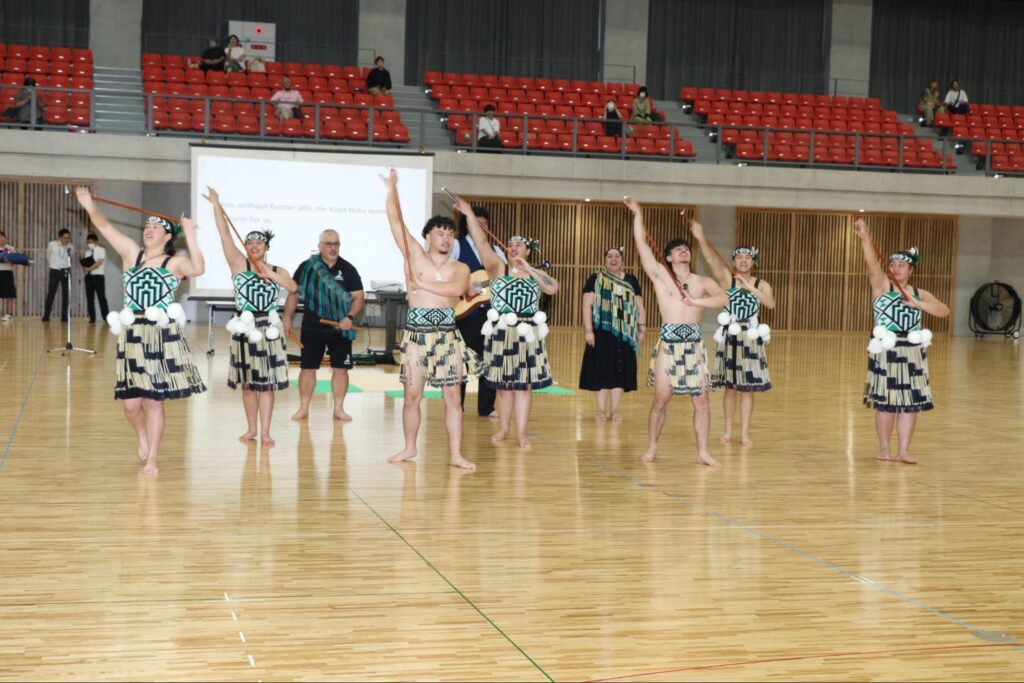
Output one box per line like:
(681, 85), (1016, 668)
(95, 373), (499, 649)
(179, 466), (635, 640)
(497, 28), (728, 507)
(579, 246), (646, 421)
(626, 198), (727, 467)
(455, 192), (558, 448)
(206, 187), (297, 446)
(74, 186), (206, 476)
(855, 218), (949, 464)
(382, 169), (481, 470)
(690, 222), (775, 447)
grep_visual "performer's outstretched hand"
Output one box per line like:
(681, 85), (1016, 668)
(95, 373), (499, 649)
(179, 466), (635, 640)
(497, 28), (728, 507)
(380, 166), (398, 188)
(450, 193), (473, 216)
(202, 186), (220, 205)
(74, 186), (94, 210)
(623, 196), (640, 215)
(180, 217), (198, 234)
(853, 217), (869, 238)
(689, 220), (705, 240)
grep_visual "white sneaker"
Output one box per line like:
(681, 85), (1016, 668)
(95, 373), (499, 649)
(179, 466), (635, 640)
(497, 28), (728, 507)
(1, 314), (12, 321)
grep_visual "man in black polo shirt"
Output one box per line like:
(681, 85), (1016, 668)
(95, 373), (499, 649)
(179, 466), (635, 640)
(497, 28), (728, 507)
(284, 229), (365, 422)
(200, 37), (225, 72)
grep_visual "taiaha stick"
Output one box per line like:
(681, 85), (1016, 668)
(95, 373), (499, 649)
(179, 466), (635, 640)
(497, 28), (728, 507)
(386, 169), (416, 284)
(441, 186), (509, 256)
(680, 209), (739, 278)
(66, 185), (180, 223)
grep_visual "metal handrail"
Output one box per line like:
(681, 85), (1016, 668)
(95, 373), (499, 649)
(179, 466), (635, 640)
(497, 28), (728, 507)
(0, 86), (94, 131)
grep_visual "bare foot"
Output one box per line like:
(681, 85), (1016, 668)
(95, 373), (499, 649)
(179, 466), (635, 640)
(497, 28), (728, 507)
(594, 413), (608, 422)
(333, 409), (353, 422)
(291, 407), (309, 421)
(610, 413), (623, 422)
(696, 451), (722, 468)
(137, 440), (150, 462)
(739, 436), (753, 447)
(261, 434), (275, 447)
(491, 429), (508, 443)
(449, 454), (476, 470)
(641, 447), (657, 463)
(898, 454), (919, 464)
(239, 430), (257, 443)
(720, 434), (733, 445)
(517, 436), (532, 449)
(141, 458), (159, 476)
(875, 453), (896, 462)
(388, 449), (417, 463)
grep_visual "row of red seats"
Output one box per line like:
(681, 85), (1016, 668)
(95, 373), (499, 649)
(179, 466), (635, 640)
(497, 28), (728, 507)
(1, 72), (93, 89)
(151, 100), (400, 126)
(735, 143), (953, 169)
(712, 114), (914, 136)
(952, 126), (1024, 143)
(1, 87), (91, 107)
(38, 107), (92, 127)
(725, 130), (939, 152)
(939, 114), (1024, 133)
(425, 71), (639, 96)
(681, 86), (880, 110)
(971, 141), (1024, 158)
(144, 79), (388, 102)
(935, 106), (1024, 124)
(0, 58), (92, 77)
(697, 100), (899, 121)
(151, 111), (409, 142)
(0, 45), (92, 62)
(430, 84), (637, 107)
(143, 53), (371, 79)
(454, 130), (694, 157)
(439, 98), (635, 121)
(447, 115), (672, 139)
(142, 69), (368, 92)
(990, 155), (1024, 172)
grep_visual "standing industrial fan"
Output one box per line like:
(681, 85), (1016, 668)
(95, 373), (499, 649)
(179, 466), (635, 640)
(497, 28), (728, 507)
(969, 281), (1022, 338)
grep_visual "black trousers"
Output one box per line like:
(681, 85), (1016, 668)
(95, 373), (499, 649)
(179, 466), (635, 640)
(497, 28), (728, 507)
(44, 268), (69, 320)
(85, 274), (109, 322)
(456, 310), (496, 416)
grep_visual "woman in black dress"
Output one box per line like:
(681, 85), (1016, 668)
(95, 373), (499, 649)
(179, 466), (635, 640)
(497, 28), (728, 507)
(579, 246), (646, 421)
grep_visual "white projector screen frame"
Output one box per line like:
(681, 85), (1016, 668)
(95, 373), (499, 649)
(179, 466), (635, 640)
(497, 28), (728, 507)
(188, 144), (434, 297)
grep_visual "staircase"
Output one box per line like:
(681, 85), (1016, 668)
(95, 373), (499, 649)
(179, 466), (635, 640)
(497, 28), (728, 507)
(391, 84), (453, 150)
(656, 98), (726, 163)
(92, 66), (146, 134)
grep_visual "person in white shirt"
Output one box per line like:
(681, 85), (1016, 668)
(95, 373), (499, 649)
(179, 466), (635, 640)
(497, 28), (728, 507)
(42, 229), (72, 322)
(944, 80), (970, 115)
(225, 34), (246, 72)
(477, 104), (502, 149)
(0, 230), (17, 321)
(82, 232), (110, 323)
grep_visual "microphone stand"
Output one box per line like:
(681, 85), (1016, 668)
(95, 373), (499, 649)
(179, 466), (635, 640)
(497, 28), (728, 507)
(48, 245), (95, 357)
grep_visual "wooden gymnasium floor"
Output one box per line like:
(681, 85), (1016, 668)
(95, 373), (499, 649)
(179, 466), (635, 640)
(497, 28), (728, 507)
(1, 319), (1023, 682)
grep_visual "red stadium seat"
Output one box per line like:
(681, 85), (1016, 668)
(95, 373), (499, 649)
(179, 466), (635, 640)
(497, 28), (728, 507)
(44, 106), (69, 126)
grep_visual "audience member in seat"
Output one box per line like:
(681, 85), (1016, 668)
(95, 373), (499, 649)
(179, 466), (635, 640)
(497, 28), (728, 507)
(631, 86), (654, 123)
(248, 57), (267, 73)
(603, 100), (625, 136)
(944, 80), (969, 115)
(366, 56), (392, 95)
(201, 37), (225, 72)
(477, 104), (502, 149)
(225, 34), (246, 72)
(917, 80), (943, 125)
(3, 77), (43, 125)
(270, 77), (304, 119)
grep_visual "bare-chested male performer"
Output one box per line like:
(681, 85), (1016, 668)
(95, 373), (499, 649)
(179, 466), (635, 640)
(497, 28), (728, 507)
(627, 198), (727, 466)
(382, 168), (481, 470)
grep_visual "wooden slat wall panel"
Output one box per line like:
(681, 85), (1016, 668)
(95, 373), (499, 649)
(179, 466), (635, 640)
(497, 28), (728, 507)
(465, 198), (695, 328)
(0, 179), (89, 317)
(738, 208), (957, 333)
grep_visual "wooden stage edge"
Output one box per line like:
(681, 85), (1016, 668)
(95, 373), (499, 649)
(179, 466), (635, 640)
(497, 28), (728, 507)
(0, 320), (1022, 682)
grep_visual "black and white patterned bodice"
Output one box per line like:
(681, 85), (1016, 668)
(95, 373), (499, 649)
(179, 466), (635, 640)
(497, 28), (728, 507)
(491, 275), (540, 315)
(123, 265), (179, 311)
(233, 269), (280, 312)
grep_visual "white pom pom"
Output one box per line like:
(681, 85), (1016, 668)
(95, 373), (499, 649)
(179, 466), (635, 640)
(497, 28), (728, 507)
(881, 333), (897, 350)
(533, 311), (547, 324)
(502, 312), (518, 327)
(524, 329), (536, 343)
(516, 321), (531, 339)
(537, 323), (549, 340)
(486, 308), (500, 322)
(717, 311), (731, 326)
(166, 302), (185, 322)
(745, 326), (760, 341)
(144, 306), (160, 322)
(867, 338), (884, 355)
(225, 317), (239, 334)
(156, 311), (170, 328)
(749, 315), (759, 329)
(907, 330), (922, 345)
(106, 311), (120, 327)
(108, 322), (121, 336)
(713, 328), (726, 344)
(118, 308), (135, 326)
(265, 325), (281, 340)
(757, 323), (771, 338)
(728, 322), (742, 336)
(268, 309), (281, 325)
(762, 334), (771, 344)
(873, 325), (887, 339)
(921, 328), (933, 344)
(481, 320), (494, 337)
(247, 330), (262, 343)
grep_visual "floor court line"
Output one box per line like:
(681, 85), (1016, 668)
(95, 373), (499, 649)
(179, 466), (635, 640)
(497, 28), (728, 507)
(0, 352), (44, 474)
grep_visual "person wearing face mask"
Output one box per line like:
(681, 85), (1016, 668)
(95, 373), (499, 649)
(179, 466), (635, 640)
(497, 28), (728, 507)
(42, 229), (72, 322)
(82, 232), (110, 323)
(580, 246), (646, 422)
(200, 37), (225, 73)
(631, 86), (654, 123)
(603, 100), (625, 137)
(207, 187), (297, 447)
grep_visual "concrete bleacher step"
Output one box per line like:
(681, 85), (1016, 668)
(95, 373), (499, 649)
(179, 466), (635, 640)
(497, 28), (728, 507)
(391, 84), (452, 150)
(92, 67), (146, 134)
